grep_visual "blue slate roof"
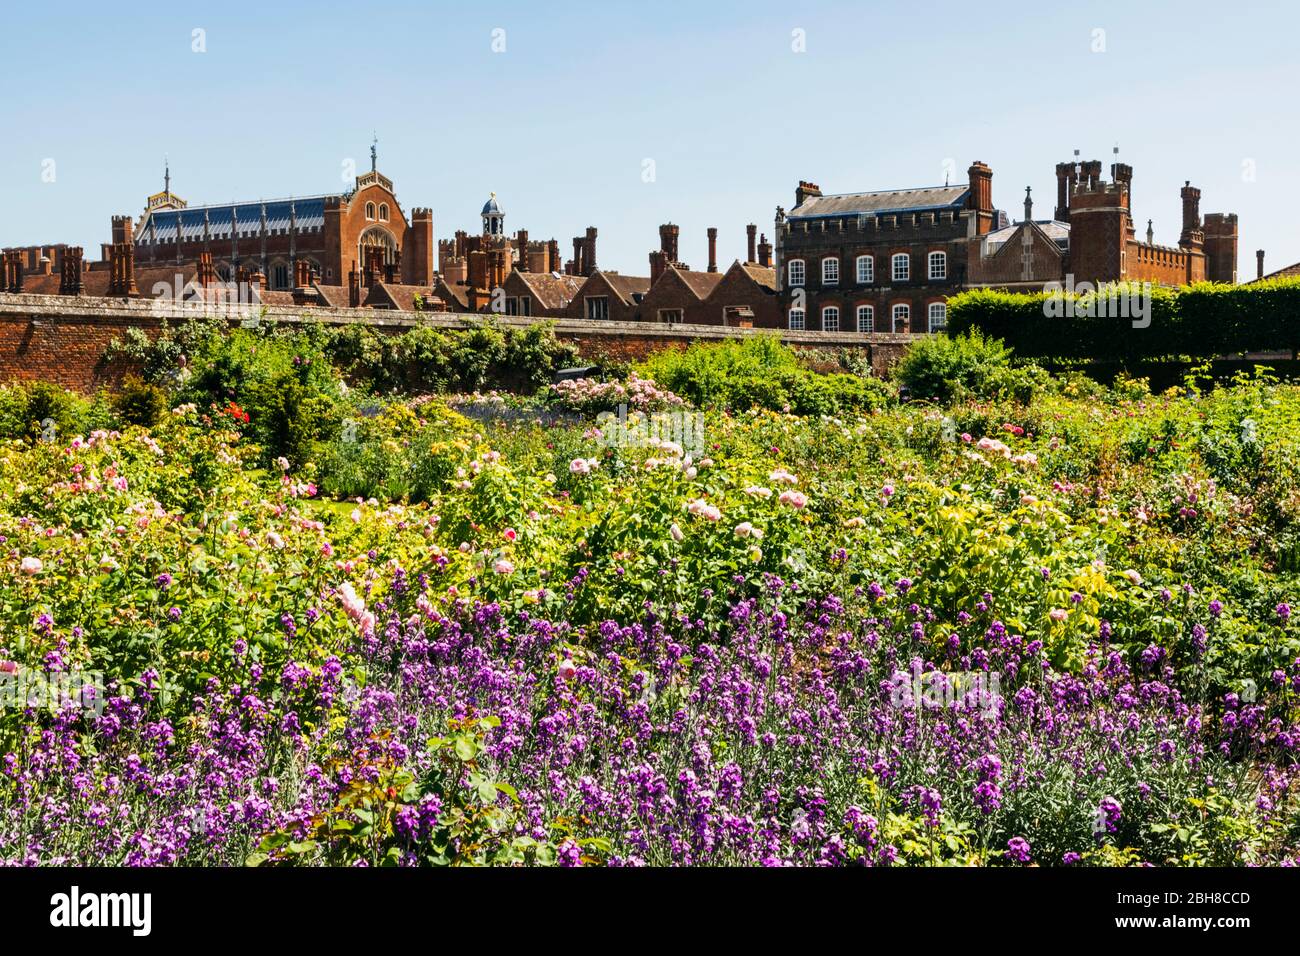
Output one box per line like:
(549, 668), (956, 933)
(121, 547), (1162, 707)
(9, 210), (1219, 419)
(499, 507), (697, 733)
(139, 196), (335, 243)
(789, 185), (970, 220)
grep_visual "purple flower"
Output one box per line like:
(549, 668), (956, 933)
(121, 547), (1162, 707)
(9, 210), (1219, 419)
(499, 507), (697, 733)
(1005, 837), (1032, 864)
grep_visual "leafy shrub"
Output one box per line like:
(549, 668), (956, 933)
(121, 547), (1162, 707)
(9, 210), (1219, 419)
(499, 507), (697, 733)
(893, 330), (1045, 404)
(112, 375), (170, 427)
(637, 334), (893, 414)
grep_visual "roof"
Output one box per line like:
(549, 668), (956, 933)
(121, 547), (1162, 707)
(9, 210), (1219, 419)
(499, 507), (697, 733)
(1255, 262), (1300, 283)
(365, 282), (434, 311)
(13, 262), (202, 299)
(738, 263), (777, 291)
(985, 220), (1070, 250)
(137, 196), (335, 244)
(790, 184), (970, 220)
(598, 271), (651, 304)
(481, 194), (503, 216)
(674, 268), (725, 299)
(313, 284), (352, 309)
(514, 271), (584, 310)
(433, 278), (469, 309)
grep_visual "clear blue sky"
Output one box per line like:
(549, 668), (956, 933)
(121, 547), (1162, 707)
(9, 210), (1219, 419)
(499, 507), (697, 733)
(1, 0), (1295, 277)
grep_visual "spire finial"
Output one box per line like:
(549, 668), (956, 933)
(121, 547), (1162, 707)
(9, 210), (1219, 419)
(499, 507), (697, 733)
(164, 156), (170, 195)
(1024, 185), (1033, 222)
(371, 133), (378, 172)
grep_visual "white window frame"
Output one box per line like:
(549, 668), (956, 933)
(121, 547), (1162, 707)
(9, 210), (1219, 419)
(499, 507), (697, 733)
(787, 259), (806, 287)
(891, 253), (910, 282)
(856, 255), (874, 284)
(928, 251), (947, 280)
(856, 305), (874, 333)
(928, 302), (947, 333)
(821, 257), (839, 285)
(892, 304), (910, 332)
(658, 308), (684, 324)
(788, 308), (806, 330)
(821, 306), (840, 332)
(365, 202), (376, 221)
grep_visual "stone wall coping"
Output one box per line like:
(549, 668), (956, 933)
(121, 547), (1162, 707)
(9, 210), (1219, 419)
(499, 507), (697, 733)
(0, 292), (913, 347)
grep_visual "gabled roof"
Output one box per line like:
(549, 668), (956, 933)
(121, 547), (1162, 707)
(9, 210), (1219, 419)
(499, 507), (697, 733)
(432, 278), (469, 309)
(594, 271), (651, 304)
(737, 262), (777, 291)
(675, 267), (725, 299)
(790, 185), (969, 220)
(1254, 262), (1300, 283)
(513, 271), (584, 310)
(313, 283), (352, 309)
(985, 219), (1070, 251)
(365, 282), (434, 311)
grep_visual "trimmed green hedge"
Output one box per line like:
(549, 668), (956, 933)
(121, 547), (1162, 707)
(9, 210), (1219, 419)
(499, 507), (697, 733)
(947, 277), (1300, 361)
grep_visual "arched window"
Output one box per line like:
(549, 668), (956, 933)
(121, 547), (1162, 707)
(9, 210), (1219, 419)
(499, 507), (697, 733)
(787, 259), (805, 287)
(892, 303), (910, 332)
(365, 202), (376, 221)
(357, 225), (398, 267)
(856, 255), (874, 284)
(856, 305), (874, 333)
(821, 306), (840, 331)
(788, 308), (806, 330)
(928, 302), (948, 333)
(891, 253), (910, 282)
(821, 256), (839, 285)
(928, 251), (947, 280)
(378, 203), (389, 222)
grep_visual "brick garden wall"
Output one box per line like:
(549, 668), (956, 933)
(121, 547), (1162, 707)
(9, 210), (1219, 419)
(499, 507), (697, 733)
(0, 293), (912, 392)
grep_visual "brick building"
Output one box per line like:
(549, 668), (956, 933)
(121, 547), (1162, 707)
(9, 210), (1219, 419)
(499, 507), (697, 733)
(777, 156), (1240, 333)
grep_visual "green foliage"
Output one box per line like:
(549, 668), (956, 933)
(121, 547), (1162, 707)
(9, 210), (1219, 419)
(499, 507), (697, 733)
(637, 333), (894, 414)
(0, 381), (113, 441)
(947, 277), (1300, 361)
(893, 330), (1045, 404)
(112, 374), (170, 428)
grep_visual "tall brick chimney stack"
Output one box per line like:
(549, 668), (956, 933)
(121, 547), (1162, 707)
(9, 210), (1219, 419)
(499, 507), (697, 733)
(198, 251), (216, 289)
(3, 250), (23, 293)
(59, 247), (85, 295)
(107, 242), (138, 297)
(1180, 181), (1202, 245)
(757, 234), (772, 268)
(659, 223), (679, 263)
(649, 250), (667, 285)
(1257, 250), (1266, 280)
(348, 262), (361, 307)
(966, 162), (994, 236)
(584, 227), (597, 275)
(293, 257), (311, 289)
(707, 227), (718, 273)
(111, 215), (134, 246)
(746, 224), (757, 263)
(1054, 162), (1076, 222)
(515, 229), (529, 272)
(547, 239), (560, 273)
(572, 237), (584, 277)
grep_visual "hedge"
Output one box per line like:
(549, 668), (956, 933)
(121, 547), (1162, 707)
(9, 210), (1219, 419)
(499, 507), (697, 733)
(947, 277), (1300, 362)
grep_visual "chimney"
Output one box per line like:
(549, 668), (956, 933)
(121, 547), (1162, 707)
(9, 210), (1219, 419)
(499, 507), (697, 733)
(584, 227), (597, 275)
(107, 242), (138, 297)
(659, 223), (679, 262)
(746, 224), (757, 263)
(572, 237), (584, 277)
(515, 229), (529, 272)
(795, 181), (822, 207)
(59, 246), (85, 295)
(1257, 249), (1266, 280)
(1111, 162), (1133, 207)
(1180, 181), (1202, 246)
(348, 261), (361, 307)
(758, 233), (772, 268)
(111, 214), (134, 246)
(294, 257), (311, 289)
(547, 238), (560, 273)
(1054, 162), (1076, 221)
(649, 250), (666, 285)
(198, 251), (216, 289)
(248, 271), (265, 300)
(3, 250), (23, 293)
(706, 227), (718, 273)
(966, 162), (994, 236)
